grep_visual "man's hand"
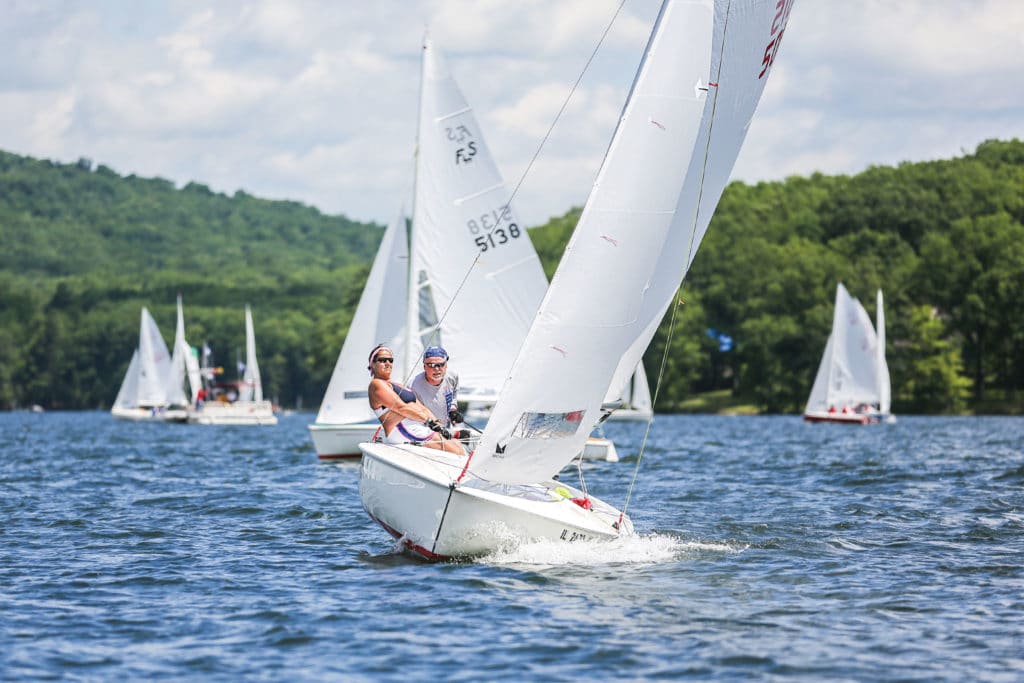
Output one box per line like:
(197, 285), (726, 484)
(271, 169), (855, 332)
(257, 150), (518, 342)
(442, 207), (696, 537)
(427, 419), (451, 439)
(449, 409), (464, 424)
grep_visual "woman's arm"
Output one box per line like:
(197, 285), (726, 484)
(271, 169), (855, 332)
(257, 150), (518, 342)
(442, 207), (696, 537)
(369, 379), (435, 423)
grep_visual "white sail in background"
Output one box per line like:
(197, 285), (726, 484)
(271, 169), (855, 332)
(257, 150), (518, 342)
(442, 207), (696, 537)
(804, 283), (889, 415)
(136, 307), (172, 408)
(877, 289), (891, 415)
(113, 349), (141, 410)
(240, 305), (263, 402)
(630, 362), (654, 414)
(473, 0), (793, 483)
(166, 295), (199, 407)
(317, 205), (410, 425)
(406, 37), (549, 400)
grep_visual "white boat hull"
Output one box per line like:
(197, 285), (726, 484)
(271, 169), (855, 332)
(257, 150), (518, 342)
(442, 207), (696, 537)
(803, 410), (882, 425)
(187, 401), (278, 425)
(359, 442), (632, 560)
(111, 406), (167, 422)
(309, 422), (380, 460)
(582, 437), (619, 462)
(604, 409), (653, 423)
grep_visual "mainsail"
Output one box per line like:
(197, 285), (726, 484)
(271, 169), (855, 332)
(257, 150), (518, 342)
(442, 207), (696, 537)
(473, 0), (794, 483)
(877, 289), (891, 415)
(406, 37), (549, 400)
(136, 307), (172, 408)
(166, 295), (200, 407)
(241, 305), (263, 402)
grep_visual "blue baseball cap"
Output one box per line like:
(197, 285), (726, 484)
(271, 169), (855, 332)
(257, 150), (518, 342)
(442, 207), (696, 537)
(423, 346), (448, 361)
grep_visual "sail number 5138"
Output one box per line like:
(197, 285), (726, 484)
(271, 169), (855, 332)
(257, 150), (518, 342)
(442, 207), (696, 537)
(474, 224), (521, 252)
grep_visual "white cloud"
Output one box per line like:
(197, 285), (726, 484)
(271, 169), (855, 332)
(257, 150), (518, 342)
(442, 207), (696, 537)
(0, 0), (1021, 226)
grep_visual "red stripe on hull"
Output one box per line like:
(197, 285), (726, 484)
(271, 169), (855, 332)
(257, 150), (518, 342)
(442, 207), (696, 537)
(803, 413), (871, 425)
(367, 511), (449, 562)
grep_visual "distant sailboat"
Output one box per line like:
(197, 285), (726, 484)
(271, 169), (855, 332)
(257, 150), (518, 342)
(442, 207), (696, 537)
(163, 295), (202, 423)
(603, 363), (654, 422)
(111, 307), (172, 421)
(358, 0), (794, 559)
(803, 283), (893, 424)
(188, 305), (277, 425)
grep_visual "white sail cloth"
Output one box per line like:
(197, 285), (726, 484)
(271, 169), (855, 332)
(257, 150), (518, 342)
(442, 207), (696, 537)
(240, 305), (264, 402)
(317, 205), (410, 425)
(166, 295), (200, 407)
(406, 38), (549, 400)
(805, 283), (890, 414)
(473, 0), (794, 483)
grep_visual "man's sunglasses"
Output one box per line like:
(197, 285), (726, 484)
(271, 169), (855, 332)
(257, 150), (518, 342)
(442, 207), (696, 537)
(373, 357), (394, 364)
(425, 362), (446, 369)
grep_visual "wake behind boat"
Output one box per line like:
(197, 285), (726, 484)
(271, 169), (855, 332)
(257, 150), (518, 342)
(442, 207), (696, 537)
(359, 0), (794, 560)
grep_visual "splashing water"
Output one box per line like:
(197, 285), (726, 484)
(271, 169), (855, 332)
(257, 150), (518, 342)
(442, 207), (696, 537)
(477, 532), (745, 566)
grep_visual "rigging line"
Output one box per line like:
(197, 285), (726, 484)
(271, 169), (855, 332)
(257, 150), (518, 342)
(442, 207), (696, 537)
(620, 0), (733, 522)
(503, 0), (629, 217)
(416, 0), (629, 387)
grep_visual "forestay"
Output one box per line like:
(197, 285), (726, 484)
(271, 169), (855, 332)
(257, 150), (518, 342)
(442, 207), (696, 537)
(317, 205), (409, 424)
(407, 38), (548, 401)
(473, 0), (794, 483)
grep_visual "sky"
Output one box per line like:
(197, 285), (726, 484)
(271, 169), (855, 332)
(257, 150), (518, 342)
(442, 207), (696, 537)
(2, 0), (1022, 227)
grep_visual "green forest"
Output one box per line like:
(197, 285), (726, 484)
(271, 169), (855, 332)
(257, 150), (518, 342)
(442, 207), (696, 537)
(1, 139), (1022, 414)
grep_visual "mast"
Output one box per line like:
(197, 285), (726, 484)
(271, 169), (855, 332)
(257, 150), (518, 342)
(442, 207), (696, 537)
(404, 33), (428, 380)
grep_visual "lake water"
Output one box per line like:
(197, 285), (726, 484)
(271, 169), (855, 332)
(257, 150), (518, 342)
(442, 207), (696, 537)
(2, 412), (1022, 681)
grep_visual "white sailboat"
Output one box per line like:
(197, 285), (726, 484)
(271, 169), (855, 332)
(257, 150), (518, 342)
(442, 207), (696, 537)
(111, 307), (173, 421)
(310, 205), (410, 459)
(359, 0), (794, 559)
(163, 295), (202, 423)
(803, 283), (893, 424)
(312, 37), (550, 459)
(603, 362), (654, 422)
(188, 305), (277, 425)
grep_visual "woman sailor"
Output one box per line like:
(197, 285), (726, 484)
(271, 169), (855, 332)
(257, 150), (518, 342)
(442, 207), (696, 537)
(366, 344), (462, 454)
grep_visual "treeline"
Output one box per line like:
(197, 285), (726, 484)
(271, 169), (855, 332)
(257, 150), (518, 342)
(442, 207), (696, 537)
(531, 139), (1024, 414)
(1, 140), (1022, 413)
(0, 150), (380, 410)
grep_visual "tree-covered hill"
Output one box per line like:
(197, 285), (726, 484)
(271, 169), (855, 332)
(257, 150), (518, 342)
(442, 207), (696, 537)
(0, 149), (381, 410)
(1, 140), (1022, 413)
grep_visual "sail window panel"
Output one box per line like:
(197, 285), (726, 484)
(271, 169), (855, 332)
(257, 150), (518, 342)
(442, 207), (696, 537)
(511, 410), (588, 440)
